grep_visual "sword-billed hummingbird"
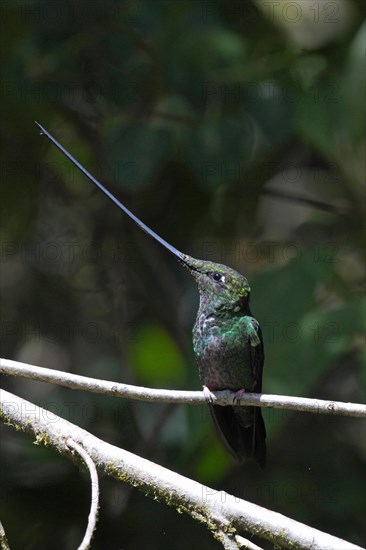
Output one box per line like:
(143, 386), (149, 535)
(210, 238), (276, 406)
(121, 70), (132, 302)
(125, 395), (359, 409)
(35, 122), (266, 467)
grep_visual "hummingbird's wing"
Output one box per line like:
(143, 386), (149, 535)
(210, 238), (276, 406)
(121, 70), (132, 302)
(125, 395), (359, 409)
(248, 322), (266, 466)
(251, 322), (264, 393)
(209, 319), (266, 467)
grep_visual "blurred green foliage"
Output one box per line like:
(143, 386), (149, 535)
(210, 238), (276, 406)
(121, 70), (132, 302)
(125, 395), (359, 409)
(130, 323), (186, 384)
(1, 1), (365, 549)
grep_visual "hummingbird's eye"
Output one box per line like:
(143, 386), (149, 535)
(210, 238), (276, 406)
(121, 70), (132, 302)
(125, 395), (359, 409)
(212, 272), (222, 282)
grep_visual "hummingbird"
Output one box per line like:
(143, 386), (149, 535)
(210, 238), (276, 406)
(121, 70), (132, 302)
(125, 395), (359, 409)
(35, 122), (266, 467)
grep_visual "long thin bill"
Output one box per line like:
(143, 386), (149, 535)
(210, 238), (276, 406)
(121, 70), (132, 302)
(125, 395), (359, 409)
(35, 121), (185, 261)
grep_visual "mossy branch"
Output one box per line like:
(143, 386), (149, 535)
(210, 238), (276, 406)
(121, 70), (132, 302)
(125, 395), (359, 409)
(0, 387), (364, 550)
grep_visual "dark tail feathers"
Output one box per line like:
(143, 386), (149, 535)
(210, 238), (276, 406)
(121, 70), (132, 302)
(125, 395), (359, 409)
(210, 404), (266, 467)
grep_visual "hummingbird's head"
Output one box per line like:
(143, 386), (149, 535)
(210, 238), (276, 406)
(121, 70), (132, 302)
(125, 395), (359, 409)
(181, 255), (251, 313)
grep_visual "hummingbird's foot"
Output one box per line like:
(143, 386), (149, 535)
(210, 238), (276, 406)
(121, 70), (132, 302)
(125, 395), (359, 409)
(233, 388), (246, 405)
(202, 385), (216, 404)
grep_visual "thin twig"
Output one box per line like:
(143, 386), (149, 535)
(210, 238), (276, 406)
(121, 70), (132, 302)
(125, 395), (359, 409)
(0, 389), (363, 550)
(216, 530), (241, 550)
(66, 439), (99, 550)
(263, 188), (348, 214)
(1, 358), (365, 418)
(0, 520), (10, 550)
(235, 535), (263, 550)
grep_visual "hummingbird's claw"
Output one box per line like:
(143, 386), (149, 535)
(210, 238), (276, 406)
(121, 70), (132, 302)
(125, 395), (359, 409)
(233, 388), (246, 405)
(203, 385), (216, 404)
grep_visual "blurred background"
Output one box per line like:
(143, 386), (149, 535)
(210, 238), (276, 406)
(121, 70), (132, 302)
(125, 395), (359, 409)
(1, 1), (365, 548)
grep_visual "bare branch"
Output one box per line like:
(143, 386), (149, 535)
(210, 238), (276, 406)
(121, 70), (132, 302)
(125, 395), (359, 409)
(1, 358), (365, 418)
(66, 439), (99, 550)
(0, 389), (363, 550)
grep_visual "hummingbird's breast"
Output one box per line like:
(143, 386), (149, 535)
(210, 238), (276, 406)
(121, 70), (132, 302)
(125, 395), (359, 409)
(192, 311), (258, 391)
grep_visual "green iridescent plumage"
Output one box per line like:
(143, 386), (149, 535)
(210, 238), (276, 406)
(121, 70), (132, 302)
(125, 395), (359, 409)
(182, 255), (266, 466)
(36, 122), (266, 467)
